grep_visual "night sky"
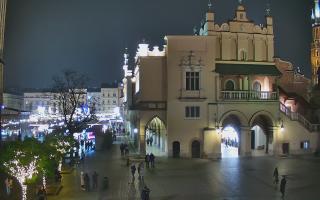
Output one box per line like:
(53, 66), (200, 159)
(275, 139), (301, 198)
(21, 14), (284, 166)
(4, 0), (314, 89)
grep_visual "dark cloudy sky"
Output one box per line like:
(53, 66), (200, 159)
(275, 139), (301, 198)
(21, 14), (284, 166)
(4, 0), (314, 89)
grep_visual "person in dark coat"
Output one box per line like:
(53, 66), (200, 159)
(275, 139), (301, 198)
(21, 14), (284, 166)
(273, 167), (279, 185)
(145, 154), (150, 168)
(149, 153), (155, 168)
(141, 186), (150, 200)
(149, 137), (153, 146)
(280, 176), (287, 199)
(131, 164), (136, 178)
(130, 163), (136, 183)
(92, 171), (98, 190)
(120, 143), (124, 156)
(125, 144), (129, 155)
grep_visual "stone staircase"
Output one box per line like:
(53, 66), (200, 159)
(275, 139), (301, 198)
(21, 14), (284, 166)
(280, 102), (320, 132)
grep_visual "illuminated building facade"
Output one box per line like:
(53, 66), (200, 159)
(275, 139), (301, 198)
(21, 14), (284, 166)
(122, 1), (320, 158)
(312, 0), (320, 86)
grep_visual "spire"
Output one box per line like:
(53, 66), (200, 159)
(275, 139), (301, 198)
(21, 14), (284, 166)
(266, 3), (271, 16)
(208, 0), (213, 12)
(238, 0), (243, 5)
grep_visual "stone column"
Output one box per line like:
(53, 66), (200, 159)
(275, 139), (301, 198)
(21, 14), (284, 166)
(272, 126), (281, 156)
(139, 125), (146, 155)
(215, 73), (221, 101)
(240, 126), (252, 156)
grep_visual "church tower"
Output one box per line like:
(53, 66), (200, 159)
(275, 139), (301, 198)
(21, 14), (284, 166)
(311, 0), (320, 86)
(0, 0), (6, 103)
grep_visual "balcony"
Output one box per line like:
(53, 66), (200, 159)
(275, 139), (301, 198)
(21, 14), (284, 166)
(221, 91), (278, 101)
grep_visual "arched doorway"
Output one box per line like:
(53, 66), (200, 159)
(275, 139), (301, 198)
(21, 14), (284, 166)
(145, 117), (167, 156)
(250, 114), (274, 155)
(220, 114), (242, 158)
(191, 140), (201, 158)
(173, 141), (180, 158)
(221, 126), (239, 158)
(251, 125), (267, 156)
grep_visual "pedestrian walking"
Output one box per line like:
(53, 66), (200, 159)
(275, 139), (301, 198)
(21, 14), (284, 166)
(145, 154), (150, 168)
(273, 167), (279, 186)
(146, 138), (150, 146)
(84, 173), (90, 191)
(149, 153), (155, 168)
(4, 177), (12, 196)
(280, 176), (287, 199)
(149, 137), (153, 146)
(125, 144), (129, 155)
(131, 163), (136, 177)
(138, 163), (141, 178)
(140, 163), (145, 182)
(141, 185), (150, 200)
(92, 171), (98, 190)
(80, 171), (85, 191)
(120, 143), (124, 156)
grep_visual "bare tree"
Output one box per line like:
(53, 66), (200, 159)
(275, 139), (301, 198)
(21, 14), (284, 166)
(52, 70), (96, 135)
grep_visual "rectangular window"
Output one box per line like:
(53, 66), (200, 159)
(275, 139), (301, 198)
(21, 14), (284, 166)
(300, 141), (310, 150)
(185, 106), (200, 119)
(185, 72), (200, 91)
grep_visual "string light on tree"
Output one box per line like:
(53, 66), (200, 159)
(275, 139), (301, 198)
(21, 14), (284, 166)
(4, 152), (38, 200)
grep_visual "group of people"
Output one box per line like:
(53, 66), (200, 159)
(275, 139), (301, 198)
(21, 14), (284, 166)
(273, 167), (287, 199)
(145, 153), (155, 168)
(83, 140), (95, 152)
(222, 138), (238, 148)
(130, 162), (145, 182)
(80, 171), (99, 191)
(120, 143), (129, 156)
(129, 162), (151, 200)
(146, 137), (154, 146)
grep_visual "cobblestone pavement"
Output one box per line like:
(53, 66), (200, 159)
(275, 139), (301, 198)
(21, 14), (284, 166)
(48, 143), (320, 200)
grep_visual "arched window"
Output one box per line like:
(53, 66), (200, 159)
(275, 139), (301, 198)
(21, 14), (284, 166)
(225, 80), (235, 91)
(253, 81), (261, 91)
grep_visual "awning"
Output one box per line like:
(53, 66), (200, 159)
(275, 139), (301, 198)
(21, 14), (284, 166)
(215, 63), (282, 76)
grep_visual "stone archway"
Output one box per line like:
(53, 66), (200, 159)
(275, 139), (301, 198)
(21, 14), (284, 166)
(219, 113), (246, 158)
(249, 111), (275, 155)
(145, 116), (167, 156)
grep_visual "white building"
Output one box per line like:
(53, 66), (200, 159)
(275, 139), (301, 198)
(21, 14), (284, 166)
(3, 92), (23, 111)
(122, 2), (320, 158)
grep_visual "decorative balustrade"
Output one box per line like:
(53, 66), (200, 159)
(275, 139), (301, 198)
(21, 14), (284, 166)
(280, 102), (320, 132)
(221, 91), (278, 101)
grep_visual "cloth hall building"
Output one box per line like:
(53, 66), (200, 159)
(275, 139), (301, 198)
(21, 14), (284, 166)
(121, 2), (320, 158)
